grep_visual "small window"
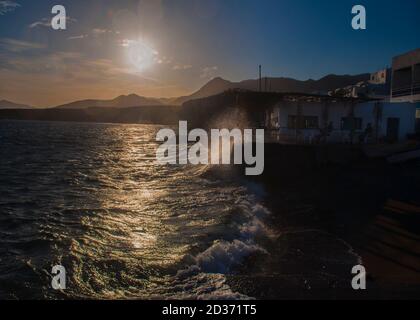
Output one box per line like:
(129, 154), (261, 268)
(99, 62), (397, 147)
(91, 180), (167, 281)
(304, 116), (319, 129)
(341, 117), (362, 131)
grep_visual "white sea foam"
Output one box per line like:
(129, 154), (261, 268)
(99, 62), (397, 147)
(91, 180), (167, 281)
(187, 201), (271, 274)
(173, 200), (272, 299)
(195, 239), (265, 274)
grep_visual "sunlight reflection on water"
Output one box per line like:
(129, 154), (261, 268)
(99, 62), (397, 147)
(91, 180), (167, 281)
(0, 121), (270, 299)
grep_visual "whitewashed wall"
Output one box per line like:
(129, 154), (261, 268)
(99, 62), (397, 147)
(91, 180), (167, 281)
(271, 100), (416, 143)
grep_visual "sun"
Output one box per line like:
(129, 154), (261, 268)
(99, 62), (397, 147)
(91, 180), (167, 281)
(124, 39), (158, 72)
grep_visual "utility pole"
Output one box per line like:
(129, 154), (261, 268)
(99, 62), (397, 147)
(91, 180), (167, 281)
(259, 65), (262, 92)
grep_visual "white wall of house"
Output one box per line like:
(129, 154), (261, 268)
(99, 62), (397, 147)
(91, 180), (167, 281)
(369, 69), (389, 85)
(270, 100), (416, 143)
(355, 102), (416, 141)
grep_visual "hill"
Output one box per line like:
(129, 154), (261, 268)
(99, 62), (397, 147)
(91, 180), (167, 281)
(0, 100), (34, 109)
(174, 73), (370, 105)
(55, 94), (163, 109)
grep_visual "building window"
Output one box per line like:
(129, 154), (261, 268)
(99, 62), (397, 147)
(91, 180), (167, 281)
(304, 116), (319, 129)
(393, 67), (412, 89)
(341, 117), (362, 131)
(288, 116), (319, 129)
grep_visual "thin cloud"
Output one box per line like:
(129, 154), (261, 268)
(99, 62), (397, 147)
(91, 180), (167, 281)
(200, 66), (219, 79)
(172, 64), (193, 71)
(68, 34), (88, 40)
(0, 46), (132, 79)
(156, 56), (173, 65)
(92, 28), (112, 35)
(29, 18), (50, 29)
(68, 29), (113, 41)
(0, 50), (83, 74)
(29, 16), (77, 29)
(0, 1), (20, 15)
(0, 38), (45, 52)
(118, 39), (139, 48)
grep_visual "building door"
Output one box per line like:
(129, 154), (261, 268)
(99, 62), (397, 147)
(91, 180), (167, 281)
(387, 118), (400, 142)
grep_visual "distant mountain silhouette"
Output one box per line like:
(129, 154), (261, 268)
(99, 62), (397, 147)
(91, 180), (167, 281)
(55, 94), (163, 109)
(0, 99), (34, 109)
(17, 73), (370, 109)
(174, 74), (370, 105)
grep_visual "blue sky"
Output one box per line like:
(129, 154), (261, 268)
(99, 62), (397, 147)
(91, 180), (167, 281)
(0, 0), (419, 106)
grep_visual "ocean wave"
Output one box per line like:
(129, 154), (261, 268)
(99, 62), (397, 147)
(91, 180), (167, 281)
(0, 121), (272, 300)
(170, 200), (272, 300)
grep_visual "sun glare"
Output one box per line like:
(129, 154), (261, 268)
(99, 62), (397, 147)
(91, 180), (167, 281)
(125, 39), (158, 72)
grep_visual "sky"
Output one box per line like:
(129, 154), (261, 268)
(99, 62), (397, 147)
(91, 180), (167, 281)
(0, 0), (419, 107)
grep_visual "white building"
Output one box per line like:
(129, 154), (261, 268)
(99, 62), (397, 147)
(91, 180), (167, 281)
(370, 68), (390, 85)
(267, 99), (416, 144)
(391, 48), (420, 103)
(330, 73), (391, 100)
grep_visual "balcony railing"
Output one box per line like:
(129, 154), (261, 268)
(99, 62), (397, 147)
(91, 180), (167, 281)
(392, 85), (412, 97)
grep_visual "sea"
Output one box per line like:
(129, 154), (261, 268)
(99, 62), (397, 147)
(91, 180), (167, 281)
(0, 120), (274, 299)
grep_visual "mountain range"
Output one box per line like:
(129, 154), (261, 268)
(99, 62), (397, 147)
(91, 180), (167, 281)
(55, 94), (164, 109)
(0, 100), (34, 109)
(173, 73), (370, 105)
(2, 73), (370, 110)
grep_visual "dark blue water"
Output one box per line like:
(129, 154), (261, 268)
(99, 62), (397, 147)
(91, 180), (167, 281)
(0, 120), (271, 299)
